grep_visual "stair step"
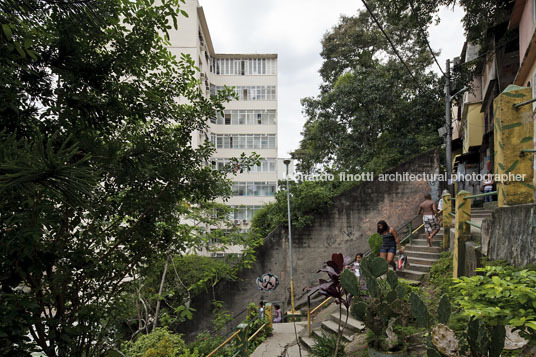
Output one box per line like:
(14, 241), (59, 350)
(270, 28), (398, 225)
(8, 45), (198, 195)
(404, 251), (441, 260)
(411, 239), (442, 247)
(330, 312), (365, 332)
(299, 336), (316, 350)
(397, 269), (426, 281)
(417, 233), (444, 239)
(288, 343), (310, 356)
(405, 263), (432, 272)
(404, 245), (442, 253)
(320, 320), (354, 342)
(406, 257), (437, 266)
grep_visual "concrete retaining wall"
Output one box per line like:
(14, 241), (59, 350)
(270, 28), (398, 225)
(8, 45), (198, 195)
(179, 149), (441, 339)
(483, 203), (536, 267)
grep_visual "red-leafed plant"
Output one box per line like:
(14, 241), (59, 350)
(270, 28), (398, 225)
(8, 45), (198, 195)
(314, 253), (353, 357)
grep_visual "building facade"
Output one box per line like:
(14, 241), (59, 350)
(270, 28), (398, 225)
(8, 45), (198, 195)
(168, 0), (278, 254)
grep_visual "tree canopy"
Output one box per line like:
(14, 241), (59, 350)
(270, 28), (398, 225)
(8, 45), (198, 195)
(293, 0), (444, 174)
(0, 0), (254, 355)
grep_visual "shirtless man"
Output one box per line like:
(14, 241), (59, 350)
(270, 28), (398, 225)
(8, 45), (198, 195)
(418, 193), (440, 247)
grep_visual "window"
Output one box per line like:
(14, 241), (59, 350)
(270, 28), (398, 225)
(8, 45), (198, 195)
(209, 57), (276, 75)
(215, 86), (276, 101)
(231, 182), (276, 196)
(211, 110), (276, 125)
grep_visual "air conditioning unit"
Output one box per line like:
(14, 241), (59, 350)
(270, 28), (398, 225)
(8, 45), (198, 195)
(242, 220), (248, 224)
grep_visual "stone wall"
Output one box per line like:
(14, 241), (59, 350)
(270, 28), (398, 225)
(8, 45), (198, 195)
(179, 149), (440, 340)
(482, 203), (536, 267)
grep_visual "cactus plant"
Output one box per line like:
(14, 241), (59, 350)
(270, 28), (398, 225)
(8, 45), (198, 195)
(422, 295), (507, 357)
(342, 253), (413, 352)
(409, 292), (429, 328)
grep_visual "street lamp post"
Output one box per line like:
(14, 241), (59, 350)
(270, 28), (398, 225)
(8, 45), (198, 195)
(445, 59), (453, 195)
(283, 159), (296, 314)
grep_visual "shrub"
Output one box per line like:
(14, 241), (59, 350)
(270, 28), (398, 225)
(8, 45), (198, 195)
(311, 331), (345, 357)
(123, 328), (198, 357)
(429, 251), (454, 298)
(452, 266), (536, 343)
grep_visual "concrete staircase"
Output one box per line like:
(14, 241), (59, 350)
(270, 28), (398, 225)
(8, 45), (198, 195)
(396, 233), (443, 283)
(299, 309), (365, 351)
(396, 207), (493, 283)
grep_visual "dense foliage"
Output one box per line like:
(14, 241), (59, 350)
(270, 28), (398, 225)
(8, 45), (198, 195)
(453, 266), (536, 341)
(294, 0), (513, 174)
(123, 328), (198, 357)
(0, 1), (257, 355)
(250, 179), (354, 238)
(293, 0), (444, 174)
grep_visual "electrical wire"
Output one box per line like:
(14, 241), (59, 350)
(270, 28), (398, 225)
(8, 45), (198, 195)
(359, 0), (419, 85)
(408, 0), (445, 76)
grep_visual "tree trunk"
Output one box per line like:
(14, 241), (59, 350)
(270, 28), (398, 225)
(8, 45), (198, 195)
(152, 256), (169, 331)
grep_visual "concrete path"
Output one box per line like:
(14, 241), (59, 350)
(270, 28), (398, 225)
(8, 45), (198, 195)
(250, 322), (308, 357)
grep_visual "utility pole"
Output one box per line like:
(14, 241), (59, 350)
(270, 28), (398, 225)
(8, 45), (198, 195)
(445, 59), (453, 195)
(283, 159), (296, 314)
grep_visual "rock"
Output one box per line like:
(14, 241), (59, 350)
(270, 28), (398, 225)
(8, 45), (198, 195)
(504, 325), (529, 350)
(431, 323), (458, 357)
(345, 332), (368, 354)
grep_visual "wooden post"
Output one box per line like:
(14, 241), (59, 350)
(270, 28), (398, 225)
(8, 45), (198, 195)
(453, 190), (471, 278)
(442, 192), (451, 250)
(236, 323), (249, 356)
(265, 303), (273, 330)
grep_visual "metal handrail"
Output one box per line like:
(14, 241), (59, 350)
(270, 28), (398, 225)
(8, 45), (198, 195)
(207, 329), (241, 357)
(399, 223), (424, 245)
(449, 212), (455, 217)
(306, 288), (333, 335)
(521, 149), (536, 153)
(465, 220), (482, 229)
(248, 322), (268, 342)
(311, 297), (332, 315)
(463, 191), (497, 199)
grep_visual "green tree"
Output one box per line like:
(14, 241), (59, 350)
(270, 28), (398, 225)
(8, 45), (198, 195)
(123, 328), (198, 357)
(0, 1), (255, 355)
(295, 0), (514, 174)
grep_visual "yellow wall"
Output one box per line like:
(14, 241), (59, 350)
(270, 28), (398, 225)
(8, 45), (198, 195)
(463, 103), (485, 153)
(493, 85), (535, 206)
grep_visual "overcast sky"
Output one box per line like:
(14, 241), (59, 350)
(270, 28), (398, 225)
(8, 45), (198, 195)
(200, 0), (465, 158)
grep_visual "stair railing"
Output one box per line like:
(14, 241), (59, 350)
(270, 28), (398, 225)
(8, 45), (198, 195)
(462, 191), (497, 229)
(306, 288), (332, 336)
(206, 303), (272, 357)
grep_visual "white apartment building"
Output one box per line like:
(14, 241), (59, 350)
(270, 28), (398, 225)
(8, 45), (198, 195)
(168, 0), (278, 255)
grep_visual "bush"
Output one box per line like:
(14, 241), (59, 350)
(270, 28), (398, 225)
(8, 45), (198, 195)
(188, 332), (233, 357)
(428, 251), (454, 298)
(123, 328), (198, 357)
(250, 178), (355, 238)
(311, 331), (345, 357)
(452, 266), (536, 342)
